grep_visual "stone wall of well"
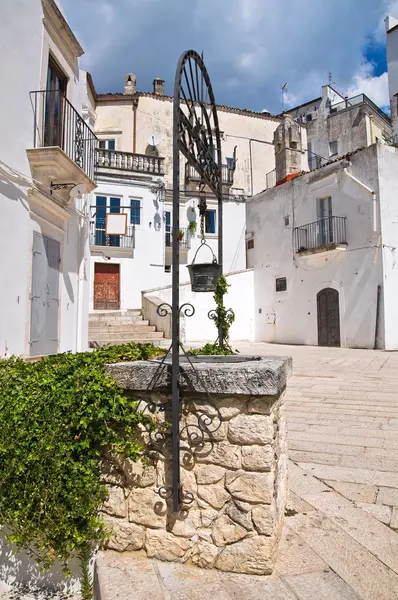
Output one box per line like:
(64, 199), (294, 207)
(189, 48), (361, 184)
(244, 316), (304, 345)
(103, 356), (290, 575)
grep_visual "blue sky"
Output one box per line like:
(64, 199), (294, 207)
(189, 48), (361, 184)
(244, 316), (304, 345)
(61, 0), (396, 114)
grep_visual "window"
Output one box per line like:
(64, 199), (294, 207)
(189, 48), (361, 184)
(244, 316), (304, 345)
(205, 209), (217, 234)
(329, 140), (338, 157)
(99, 139), (116, 150)
(130, 199), (141, 225)
(307, 141), (316, 170)
(247, 238), (254, 250)
(276, 277), (287, 292)
(226, 157), (236, 170)
(284, 216), (290, 227)
(95, 195), (121, 247)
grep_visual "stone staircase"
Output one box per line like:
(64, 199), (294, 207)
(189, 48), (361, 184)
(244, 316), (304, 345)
(89, 309), (166, 347)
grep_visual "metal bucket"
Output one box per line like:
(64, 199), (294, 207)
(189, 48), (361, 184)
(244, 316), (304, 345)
(187, 242), (221, 292)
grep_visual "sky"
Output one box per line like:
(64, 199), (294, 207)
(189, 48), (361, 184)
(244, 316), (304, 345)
(61, 0), (398, 115)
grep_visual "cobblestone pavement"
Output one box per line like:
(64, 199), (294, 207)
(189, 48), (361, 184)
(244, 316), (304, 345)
(6, 344), (398, 599)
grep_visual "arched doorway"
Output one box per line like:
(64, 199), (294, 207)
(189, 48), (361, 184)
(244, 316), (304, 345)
(317, 288), (340, 347)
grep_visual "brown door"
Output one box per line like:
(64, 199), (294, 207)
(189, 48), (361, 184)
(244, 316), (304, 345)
(94, 263), (120, 310)
(317, 288), (340, 347)
(45, 57), (68, 148)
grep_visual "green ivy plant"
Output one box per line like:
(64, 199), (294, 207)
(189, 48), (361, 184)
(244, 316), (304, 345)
(0, 342), (164, 596)
(212, 275), (236, 351)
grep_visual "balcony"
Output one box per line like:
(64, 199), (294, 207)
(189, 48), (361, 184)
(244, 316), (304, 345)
(90, 207), (135, 251)
(165, 227), (191, 250)
(294, 216), (347, 255)
(330, 93), (390, 124)
(27, 90), (97, 192)
(185, 163), (234, 189)
(96, 148), (165, 177)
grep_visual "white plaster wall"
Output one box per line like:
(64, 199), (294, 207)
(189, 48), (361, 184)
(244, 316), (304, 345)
(0, 0), (91, 356)
(95, 95), (280, 196)
(377, 144), (398, 350)
(90, 180), (171, 310)
(90, 177), (246, 310)
(247, 145), (384, 349)
(386, 16), (398, 137)
(144, 269), (254, 343)
(0, 0), (43, 356)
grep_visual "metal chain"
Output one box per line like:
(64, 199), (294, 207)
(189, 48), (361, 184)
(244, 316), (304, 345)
(199, 182), (207, 244)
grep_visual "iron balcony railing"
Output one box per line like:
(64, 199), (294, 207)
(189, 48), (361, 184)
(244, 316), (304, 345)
(185, 163), (234, 187)
(90, 206), (136, 249)
(165, 227), (191, 249)
(330, 93), (390, 123)
(30, 89), (97, 181)
(294, 216), (347, 253)
(96, 148), (165, 175)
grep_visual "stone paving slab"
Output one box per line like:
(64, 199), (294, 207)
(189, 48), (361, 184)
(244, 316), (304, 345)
(283, 570), (361, 600)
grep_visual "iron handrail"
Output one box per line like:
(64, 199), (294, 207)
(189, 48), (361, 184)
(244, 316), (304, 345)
(30, 89), (98, 181)
(294, 216), (347, 253)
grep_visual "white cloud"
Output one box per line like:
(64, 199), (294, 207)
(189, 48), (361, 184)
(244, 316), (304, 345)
(348, 63), (389, 109)
(61, 0), (393, 113)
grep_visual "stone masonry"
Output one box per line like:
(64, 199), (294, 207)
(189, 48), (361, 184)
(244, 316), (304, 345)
(103, 355), (291, 575)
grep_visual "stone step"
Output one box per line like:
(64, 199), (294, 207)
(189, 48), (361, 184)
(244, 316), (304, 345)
(90, 338), (166, 348)
(89, 322), (151, 332)
(89, 316), (145, 325)
(90, 329), (157, 340)
(89, 331), (164, 342)
(89, 310), (142, 320)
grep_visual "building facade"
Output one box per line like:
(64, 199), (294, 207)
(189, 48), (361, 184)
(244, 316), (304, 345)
(247, 138), (398, 350)
(0, 0), (96, 357)
(386, 14), (398, 139)
(88, 75), (281, 313)
(283, 84), (391, 175)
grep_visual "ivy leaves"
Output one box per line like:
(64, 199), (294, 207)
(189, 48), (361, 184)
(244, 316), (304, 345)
(0, 343), (163, 572)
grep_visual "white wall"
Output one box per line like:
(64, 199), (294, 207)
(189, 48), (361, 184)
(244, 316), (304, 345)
(90, 180), (171, 310)
(143, 269), (254, 343)
(386, 15), (398, 137)
(377, 144), (398, 350)
(247, 145), (385, 349)
(0, 0), (91, 356)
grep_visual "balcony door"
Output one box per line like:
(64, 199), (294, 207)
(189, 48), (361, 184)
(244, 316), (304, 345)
(44, 57), (67, 148)
(317, 197), (333, 246)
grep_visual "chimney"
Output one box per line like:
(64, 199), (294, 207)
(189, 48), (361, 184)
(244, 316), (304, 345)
(274, 116), (303, 185)
(124, 73), (136, 95)
(153, 78), (165, 96)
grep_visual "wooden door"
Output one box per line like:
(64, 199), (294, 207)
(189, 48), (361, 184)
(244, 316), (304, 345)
(94, 263), (120, 310)
(317, 288), (340, 347)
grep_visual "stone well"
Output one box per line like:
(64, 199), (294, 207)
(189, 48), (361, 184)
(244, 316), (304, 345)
(103, 355), (291, 575)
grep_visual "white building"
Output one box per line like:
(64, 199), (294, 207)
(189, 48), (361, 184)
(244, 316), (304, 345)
(283, 84), (391, 176)
(247, 120), (398, 349)
(0, 0), (96, 357)
(86, 74), (281, 345)
(386, 14), (398, 139)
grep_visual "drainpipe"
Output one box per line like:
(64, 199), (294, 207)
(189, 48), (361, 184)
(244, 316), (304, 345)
(343, 168), (377, 233)
(132, 98), (139, 153)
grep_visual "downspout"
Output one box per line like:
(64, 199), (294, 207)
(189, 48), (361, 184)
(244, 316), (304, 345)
(374, 285), (381, 350)
(132, 98), (139, 153)
(343, 168), (377, 233)
(249, 139), (253, 196)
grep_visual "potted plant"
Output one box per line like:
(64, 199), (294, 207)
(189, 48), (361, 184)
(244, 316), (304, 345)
(188, 221), (197, 235)
(178, 229), (185, 241)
